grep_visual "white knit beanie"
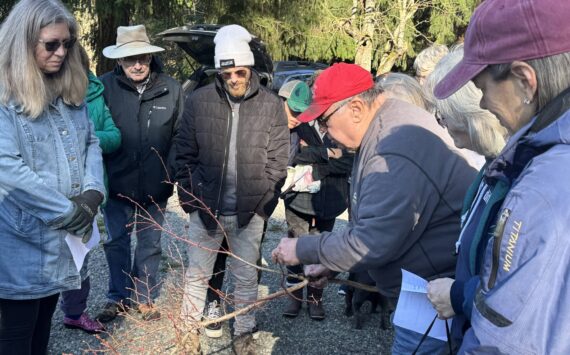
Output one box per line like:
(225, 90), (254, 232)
(214, 24), (255, 69)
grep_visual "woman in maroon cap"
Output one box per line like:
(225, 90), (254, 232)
(433, 0), (570, 354)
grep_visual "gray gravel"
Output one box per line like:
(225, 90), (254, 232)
(47, 197), (394, 354)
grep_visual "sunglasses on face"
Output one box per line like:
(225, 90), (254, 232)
(38, 37), (76, 52)
(317, 101), (348, 128)
(120, 54), (152, 67)
(220, 69), (248, 81)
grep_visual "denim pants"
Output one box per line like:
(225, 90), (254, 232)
(181, 212), (264, 336)
(102, 198), (166, 305)
(0, 293), (59, 355)
(392, 324), (448, 355)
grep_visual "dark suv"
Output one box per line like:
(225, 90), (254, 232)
(157, 24), (274, 95)
(271, 60), (329, 92)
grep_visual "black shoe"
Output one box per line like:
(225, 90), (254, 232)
(232, 332), (257, 355)
(203, 300), (223, 338)
(95, 301), (129, 323)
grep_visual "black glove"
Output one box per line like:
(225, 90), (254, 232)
(62, 190), (103, 237)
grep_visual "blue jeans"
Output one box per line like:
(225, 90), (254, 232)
(392, 325), (448, 355)
(102, 198), (166, 305)
(181, 212), (264, 336)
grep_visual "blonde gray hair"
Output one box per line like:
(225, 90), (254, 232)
(424, 45), (507, 158)
(0, 0), (87, 118)
(414, 44), (449, 78)
(375, 72), (427, 110)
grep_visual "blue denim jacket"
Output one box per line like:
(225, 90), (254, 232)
(0, 99), (105, 300)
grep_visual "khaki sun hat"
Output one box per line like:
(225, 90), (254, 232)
(103, 25), (164, 59)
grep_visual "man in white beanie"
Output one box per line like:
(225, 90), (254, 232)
(96, 25), (183, 323)
(175, 24), (288, 353)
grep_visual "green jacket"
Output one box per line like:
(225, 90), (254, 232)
(86, 71), (121, 198)
(86, 71), (121, 154)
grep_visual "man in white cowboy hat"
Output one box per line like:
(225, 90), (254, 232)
(175, 24), (288, 354)
(96, 24), (183, 323)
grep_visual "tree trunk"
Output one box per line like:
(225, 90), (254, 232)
(353, 0), (375, 71)
(93, 1), (131, 75)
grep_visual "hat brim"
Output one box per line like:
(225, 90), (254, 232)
(298, 102), (330, 123)
(434, 59), (488, 99)
(103, 44), (165, 59)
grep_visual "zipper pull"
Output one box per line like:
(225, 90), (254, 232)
(488, 208), (510, 289)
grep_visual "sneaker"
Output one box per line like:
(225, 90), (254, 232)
(63, 313), (105, 334)
(137, 303), (161, 321)
(95, 301), (129, 323)
(232, 332), (256, 355)
(203, 300), (223, 338)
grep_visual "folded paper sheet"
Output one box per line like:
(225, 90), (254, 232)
(65, 220), (101, 272)
(393, 269), (452, 341)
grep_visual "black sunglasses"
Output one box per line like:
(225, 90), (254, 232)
(317, 101), (348, 127)
(38, 37), (77, 52)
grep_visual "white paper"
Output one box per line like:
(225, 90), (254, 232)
(393, 269), (452, 341)
(65, 220), (101, 272)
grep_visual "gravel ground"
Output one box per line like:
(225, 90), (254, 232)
(47, 196), (394, 354)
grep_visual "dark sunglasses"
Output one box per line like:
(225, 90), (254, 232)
(317, 101), (347, 128)
(38, 37), (76, 52)
(220, 69), (248, 80)
(120, 54), (152, 66)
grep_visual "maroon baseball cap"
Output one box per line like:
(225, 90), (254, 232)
(298, 63), (373, 123)
(435, 0), (570, 99)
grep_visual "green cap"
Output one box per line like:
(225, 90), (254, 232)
(278, 80), (312, 113)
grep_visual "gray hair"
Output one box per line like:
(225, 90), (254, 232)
(424, 45), (507, 158)
(0, 0), (87, 118)
(487, 52), (570, 111)
(375, 72), (427, 110)
(414, 44), (449, 78)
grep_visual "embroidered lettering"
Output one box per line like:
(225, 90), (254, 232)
(152, 106), (167, 110)
(503, 220), (522, 272)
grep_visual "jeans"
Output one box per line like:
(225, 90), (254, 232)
(0, 293), (59, 355)
(285, 208), (335, 285)
(392, 325), (448, 355)
(181, 212), (264, 336)
(103, 197), (167, 305)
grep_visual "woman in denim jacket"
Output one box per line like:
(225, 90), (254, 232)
(0, 0), (105, 353)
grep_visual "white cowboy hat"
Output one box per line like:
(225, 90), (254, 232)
(103, 25), (164, 59)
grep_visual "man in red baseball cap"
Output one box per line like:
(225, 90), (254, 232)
(272, 63), (476, 353)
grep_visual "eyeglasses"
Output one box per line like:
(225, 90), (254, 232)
(434, 109), (447, 128)
(38, 37), (76, 52)
(220, 69), (248, 81)
(120, 54), (152, 66)
(317, 101), (348, 128)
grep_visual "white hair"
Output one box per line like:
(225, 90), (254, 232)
(424, 45), (507, 158)
(375, 72), (427, 110)
(414, 44), (449, 78)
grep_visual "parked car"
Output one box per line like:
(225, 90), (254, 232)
(157, 24), (274, 95)
(271, 60), (329, 92)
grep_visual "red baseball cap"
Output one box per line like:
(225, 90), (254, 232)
(298, 63), (374, 123)
(435, 0), (570, 99)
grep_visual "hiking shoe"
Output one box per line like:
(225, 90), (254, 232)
(63, 313), (105, 334)
(232, 332), (257, 355)
(137, 303), (161, 321)
(203, 300), (223, 338)
(95, 301), (129, 323)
